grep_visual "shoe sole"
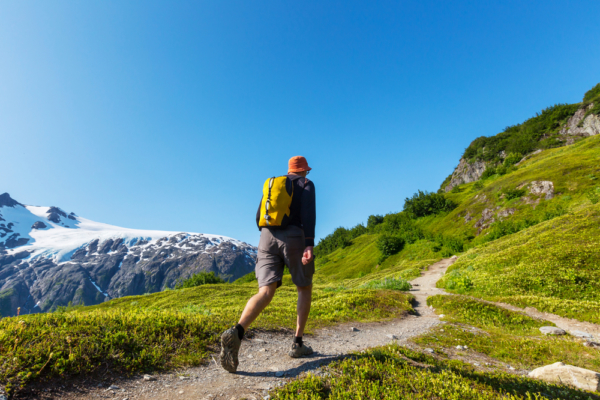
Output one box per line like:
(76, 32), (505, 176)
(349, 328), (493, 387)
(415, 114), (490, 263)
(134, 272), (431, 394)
(220, 330), (239, 373)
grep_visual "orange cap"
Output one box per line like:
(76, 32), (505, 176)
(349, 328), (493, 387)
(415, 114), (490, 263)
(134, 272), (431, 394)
(288, 156), (312, 173)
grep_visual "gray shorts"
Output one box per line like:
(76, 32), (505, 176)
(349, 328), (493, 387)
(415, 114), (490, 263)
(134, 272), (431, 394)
(255, 225), (315, 288)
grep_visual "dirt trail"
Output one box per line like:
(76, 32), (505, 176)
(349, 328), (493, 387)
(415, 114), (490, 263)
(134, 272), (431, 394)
(490, 300), (600, 341)
(25, 255), (600, 399)
(45, 257), (457, 400)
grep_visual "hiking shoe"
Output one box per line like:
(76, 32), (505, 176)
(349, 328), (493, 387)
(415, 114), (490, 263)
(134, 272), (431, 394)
(220, 327), (242, 373)
(288, 343), (314, 358)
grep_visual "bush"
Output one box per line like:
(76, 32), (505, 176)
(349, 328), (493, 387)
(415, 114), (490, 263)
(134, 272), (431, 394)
(503, 152), (522, 167)
(381, 213), (424, 243)
(502, 188), (526, 200)
(175, 271), (225, 289)
(315, 224), (368, 257)
(481, 166), (496, 180)
(472, 181), (484, 190)
(367, 215), (384, 229)
(377, 234), (405, 258)
(403, 190), (457, 218)
(462, 103), (580, 163)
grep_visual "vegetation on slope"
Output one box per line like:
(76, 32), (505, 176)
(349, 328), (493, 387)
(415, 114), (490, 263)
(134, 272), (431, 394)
(416, 296), (600, 372)
(438, 203), (600, 323)
(272, 344), (598, 400)
(0, 283), (412, 395)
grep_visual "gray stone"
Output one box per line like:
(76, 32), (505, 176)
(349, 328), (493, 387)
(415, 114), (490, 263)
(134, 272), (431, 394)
(143, 374), (156, 381)
(424, 348), (434, 353)
(539, 326), (566, 336)
(584, 342), (600, 349)
(445, 158), (488, 192)
(351, 327), (359, 332)
(571, 330), (593, 339)
(386, 334), (398, 340)
(529, 362), (600, 392)
(528, 181), (554, 200)
(560, 103), (600, 139)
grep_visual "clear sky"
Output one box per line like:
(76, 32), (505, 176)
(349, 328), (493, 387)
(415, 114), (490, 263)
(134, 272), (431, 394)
(1, 1), (599, 246)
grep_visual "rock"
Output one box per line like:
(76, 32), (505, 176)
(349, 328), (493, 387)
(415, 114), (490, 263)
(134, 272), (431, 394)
(106, 385), (120, 391)
(31, 221), (47, 230)
(571, 330), (593, 339)
(386, 334), (398, 340)
(179, 376), (189, 380)
(351, 327), (359, 332)
(560, 103), (600, 139)
(539, 326), (566, 336)
(445, 158), (488, 192)
(473, 362), (480, 366)
(584, 341), (600, 349)
(456, 345), (465, 350)
(179, 390), (184, 394)
(424, 348), (434, 353)
(509, 366), (515, 370)
(143, 374), (156, 381)
(529, 362), (600, 392)
(0, 193), (22, 208)
(528, 181), (554, 200)
(438, 314), (445, 318)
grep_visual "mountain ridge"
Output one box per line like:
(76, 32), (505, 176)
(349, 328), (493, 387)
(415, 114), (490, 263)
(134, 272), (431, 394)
(0, 193), (257, 316)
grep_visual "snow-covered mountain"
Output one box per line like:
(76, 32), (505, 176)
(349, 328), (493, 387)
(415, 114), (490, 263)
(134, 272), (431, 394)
(0, 193), (257, 316)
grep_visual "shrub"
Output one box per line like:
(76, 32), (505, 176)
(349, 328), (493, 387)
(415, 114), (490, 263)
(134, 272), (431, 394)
(377, 234), (405, 258)
(503, 152), (522, 167)
(462, 103), (580, 163)
(472, 181), (484, 190)
(502, 187), (526, 200)
(381, 213), (423, 243)
(175, 271), (224, 289)
(367, 214), (384, 229)
(315, 224), (368, 257)
(403, 190), (457, 218)
(481, 166), (496, 180)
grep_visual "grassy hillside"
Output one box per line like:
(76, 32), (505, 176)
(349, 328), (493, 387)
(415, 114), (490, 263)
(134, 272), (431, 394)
(313, 135), (600, 313)
(0, 283), (412, 395)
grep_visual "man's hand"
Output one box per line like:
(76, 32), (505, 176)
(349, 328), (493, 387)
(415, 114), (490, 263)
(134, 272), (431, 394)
(302, 246), (314, 265)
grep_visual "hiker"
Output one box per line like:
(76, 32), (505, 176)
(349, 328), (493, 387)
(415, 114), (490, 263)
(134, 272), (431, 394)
(219, 156), (316, 373)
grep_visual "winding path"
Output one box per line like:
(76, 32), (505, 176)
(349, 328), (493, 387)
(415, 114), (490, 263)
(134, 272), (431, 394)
(37, 256), (600, 399)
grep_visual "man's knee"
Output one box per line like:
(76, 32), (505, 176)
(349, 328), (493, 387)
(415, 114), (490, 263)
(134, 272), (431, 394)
(258, 282), (278, 299)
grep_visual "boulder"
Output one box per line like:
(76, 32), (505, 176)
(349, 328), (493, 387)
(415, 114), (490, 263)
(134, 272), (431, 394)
(31, 221), (47, 230)
(529, 362), (600, 392)
(571, 330), (593, 339)
(539, 326), (566, 336)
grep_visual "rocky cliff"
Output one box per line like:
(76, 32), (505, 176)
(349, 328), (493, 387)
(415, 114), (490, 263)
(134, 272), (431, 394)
(0, 193), (257, 316)
(443, 85), (599, 192)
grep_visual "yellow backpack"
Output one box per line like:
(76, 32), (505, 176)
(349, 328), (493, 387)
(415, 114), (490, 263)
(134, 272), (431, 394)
(258, 176), (296, 228)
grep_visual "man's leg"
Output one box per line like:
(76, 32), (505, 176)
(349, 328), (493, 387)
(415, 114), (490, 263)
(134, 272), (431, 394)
(238, 282), (278, 329)
(295, 284), (312, 337)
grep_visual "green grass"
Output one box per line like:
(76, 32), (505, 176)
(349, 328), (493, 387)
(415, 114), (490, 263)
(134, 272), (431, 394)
(0, 309), (223, 395)
(437, 204), (600, 323)
(414, 296), (600, 372)
(271, 344), (599, 399)
(0, 283), (413, 395)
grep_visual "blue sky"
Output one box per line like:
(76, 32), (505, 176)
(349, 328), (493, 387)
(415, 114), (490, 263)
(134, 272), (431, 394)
(1, 1), (599, 246)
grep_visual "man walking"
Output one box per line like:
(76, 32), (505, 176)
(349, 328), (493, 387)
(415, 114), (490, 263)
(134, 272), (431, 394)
(220, 156), (316, 373)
